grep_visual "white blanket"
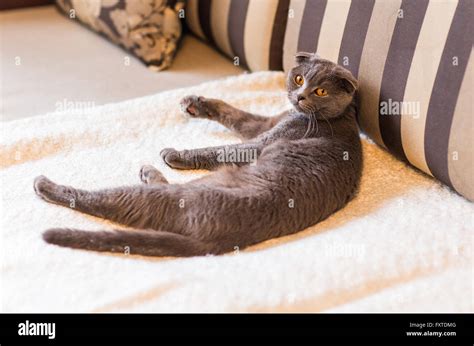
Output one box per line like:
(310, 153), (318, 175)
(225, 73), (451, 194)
(1, 72), (472, 312)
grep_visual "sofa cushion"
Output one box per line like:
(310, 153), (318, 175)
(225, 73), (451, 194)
(186, 0), (473, 201)
(185, 0), (290, 71)
(56, 0), (185, 71)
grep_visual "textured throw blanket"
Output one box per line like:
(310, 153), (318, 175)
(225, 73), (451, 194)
(1, 72), (472, 312)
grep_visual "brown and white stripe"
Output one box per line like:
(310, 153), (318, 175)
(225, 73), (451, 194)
(210, 0), (233, 57)
(186, 0), (290, 71)
(448, 50), (473, 200)
(424, 0), (472, 195)
(400, 0), (458, 177)
(283, 0), (307, 71)
(378, 0), (429, 162)
(186, 0), (206, 40)
(186, 0), (473, 200)
(356, 0), (402, 147)
(244, 0), (283, 71)
(337, 0), (375, 78)
(316, 0), (351, 63)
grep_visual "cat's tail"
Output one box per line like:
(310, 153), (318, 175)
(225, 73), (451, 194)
(42, 228), (224, 257)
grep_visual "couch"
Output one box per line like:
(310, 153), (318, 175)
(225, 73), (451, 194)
(1, 0), (472, 313)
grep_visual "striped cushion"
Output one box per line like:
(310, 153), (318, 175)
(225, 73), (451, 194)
(186, 0), (290, 71)
(186, 0), (473, 201)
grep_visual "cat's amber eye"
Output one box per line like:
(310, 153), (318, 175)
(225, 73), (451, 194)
(294, 75), (304, 86)
(314, 88), (328, 97)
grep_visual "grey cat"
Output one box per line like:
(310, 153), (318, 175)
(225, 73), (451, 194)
(34, 52), (362, 257)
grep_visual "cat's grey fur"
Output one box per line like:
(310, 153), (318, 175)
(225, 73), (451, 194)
(34, 53), (362, 257)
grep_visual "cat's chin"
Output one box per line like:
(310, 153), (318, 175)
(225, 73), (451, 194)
(291, 102), (305, 113)
(293, 104), (312, 117)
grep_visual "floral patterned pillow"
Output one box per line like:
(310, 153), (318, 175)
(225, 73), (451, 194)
(56, 0), (185, 71)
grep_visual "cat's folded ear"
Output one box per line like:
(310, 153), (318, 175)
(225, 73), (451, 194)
(335, 67), (359, 94)
(295, 51), (320, 64)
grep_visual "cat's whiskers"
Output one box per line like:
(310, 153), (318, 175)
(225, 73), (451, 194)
(309, 110), (318, 137)
(302, 106), (319, 138)
(313, 112), (319, 135)
(300, 104), (312, 138)
(320, 112), (334, 138)
(303, 115), (312, 138)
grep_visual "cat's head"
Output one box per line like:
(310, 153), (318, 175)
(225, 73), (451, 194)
(287, 52), (358, 119)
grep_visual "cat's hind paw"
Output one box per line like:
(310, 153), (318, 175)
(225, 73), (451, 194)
(139, 165), (168, 185)
(34, 175), (55, 200)
(34, 176), (61, 203)
(34, 175), (75, 206)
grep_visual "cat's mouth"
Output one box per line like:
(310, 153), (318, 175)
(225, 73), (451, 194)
(292, 100), (315, 115)
(293, 102), (333, 120)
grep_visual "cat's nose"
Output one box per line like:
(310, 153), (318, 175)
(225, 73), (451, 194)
(297, 95), (305, 102)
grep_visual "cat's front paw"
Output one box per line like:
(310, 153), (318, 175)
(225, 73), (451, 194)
(160, 148), (194, 170)
(180, 95), (212, 119)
